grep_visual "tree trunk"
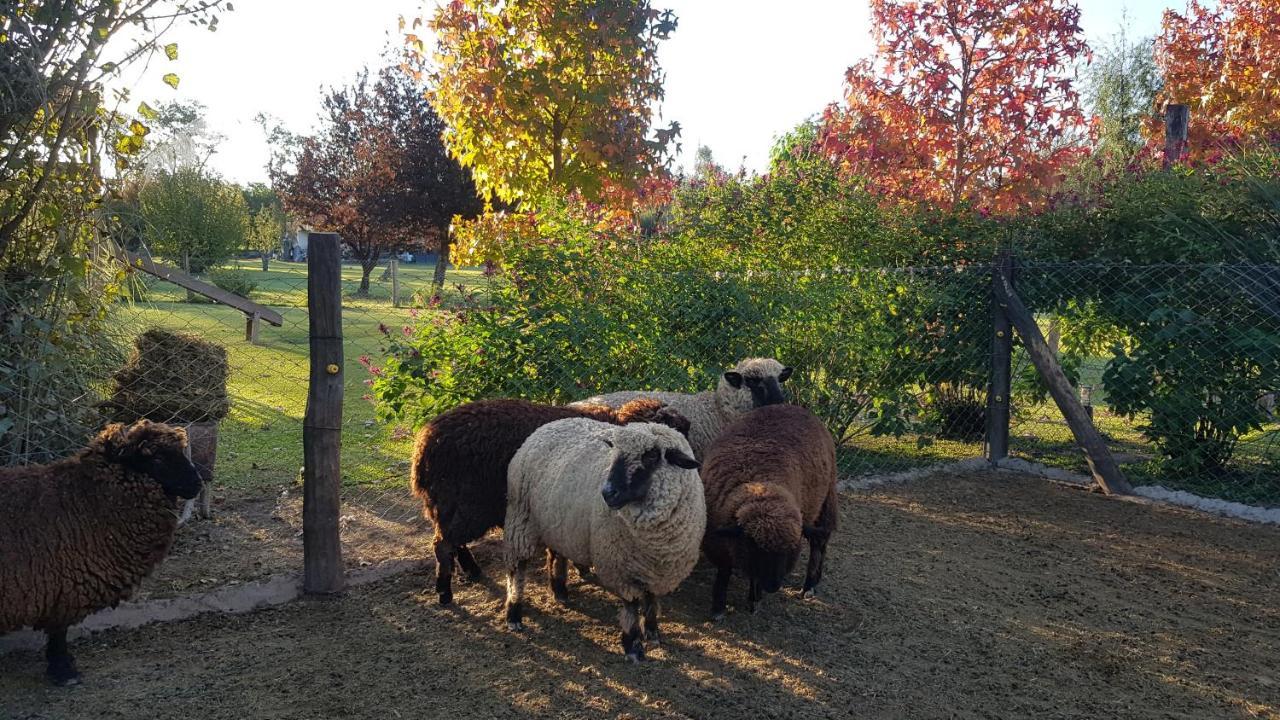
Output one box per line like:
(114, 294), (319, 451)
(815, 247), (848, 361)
(358, 264), (373, 296)
(433, 235), (450, 290)
(261, 253), (270, 272)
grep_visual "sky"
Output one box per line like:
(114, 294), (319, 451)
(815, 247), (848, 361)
(127, 0), (1185, 185)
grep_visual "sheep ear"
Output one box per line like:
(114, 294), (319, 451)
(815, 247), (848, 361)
(664, 448), (699, 470)
(778, 366), (794, 382)
(713, 526), (744, 538)
(723, 371), (743, 389)
(802, 525), (830, 541)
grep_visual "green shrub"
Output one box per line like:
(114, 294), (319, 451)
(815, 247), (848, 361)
(207, 266), (258, 298)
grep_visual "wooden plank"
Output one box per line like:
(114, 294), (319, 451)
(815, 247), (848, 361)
(987, 253), (1013, 463)
(303, 232), (345, 594)
(994, 264), (1133, 495)
(1164, 104), (1189, 168)
(116, 250), (284, 327)
(244, 313), (261, 344)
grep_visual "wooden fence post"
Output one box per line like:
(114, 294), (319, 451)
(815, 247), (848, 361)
(303, 232), (345, 594)
(1164, 103), (1190, 169)
(390, 257), (400, 309)
(993, 261), (1132, 495)
(987, 252), (1013, 464)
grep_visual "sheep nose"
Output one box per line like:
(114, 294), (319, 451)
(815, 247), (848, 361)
(601, 486), (626, 509)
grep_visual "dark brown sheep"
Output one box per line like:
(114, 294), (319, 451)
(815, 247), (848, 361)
(411, 397), (690, 605)
(700, 404), (838, 619)
(0, 421), (202, 685)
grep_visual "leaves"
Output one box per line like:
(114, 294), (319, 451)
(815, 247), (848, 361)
(162, 72), (180, 89)
(419, 0), (680, 206)
(164, 42), (178, 61)
(819, 0), (1090, 215)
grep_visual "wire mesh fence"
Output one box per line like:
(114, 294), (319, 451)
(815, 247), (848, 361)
(2, 253), (1277, 588)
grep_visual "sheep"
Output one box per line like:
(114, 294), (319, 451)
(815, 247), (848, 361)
(0, 420), (202, 686)
(700, 404), (838, 619)
(504, 418), (705, 661)
(410, 397), (690, 606)
(575, 357), (794, 460)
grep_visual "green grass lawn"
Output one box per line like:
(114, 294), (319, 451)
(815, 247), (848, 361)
(120, 259), (487, 494)
(116, 260), (1277, 506)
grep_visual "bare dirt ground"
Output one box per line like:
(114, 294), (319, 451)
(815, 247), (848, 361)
(4, 472), (1279, 720)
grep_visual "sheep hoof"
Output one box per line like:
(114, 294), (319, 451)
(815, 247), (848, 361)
(624, 651), (644, 663)
(507, 621), (524, 632)
(553, 590), (569, 606)
(437, 591), (454, 606)
(644, 630), (662, 645)
(800, 586), (819, 600)
(47, 663), (81, 687)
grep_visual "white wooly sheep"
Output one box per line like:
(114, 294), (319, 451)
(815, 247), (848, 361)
(574, 357), (793, 460)
(503, 419), (704, 661)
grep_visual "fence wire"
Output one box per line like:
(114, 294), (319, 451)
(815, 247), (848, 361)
(2, 256), (1276, 585)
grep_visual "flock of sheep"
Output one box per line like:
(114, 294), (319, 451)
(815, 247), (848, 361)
(0, 356), (837, 684)
(412, 357), (838, 661)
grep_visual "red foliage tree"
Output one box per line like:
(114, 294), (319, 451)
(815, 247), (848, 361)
(820, 0), (1090, 214)
(1154, 0), (1280, 159)
(274, 65), (482, 295)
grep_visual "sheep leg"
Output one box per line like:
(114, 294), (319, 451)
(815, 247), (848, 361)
(505, 558), (528, 631)
(546, 550), (570, 606)
(802, 534), (829, 599)
(641, 592), (662, 644)
(44, 627), (80, 687)
(456, 544), (483, 581)
(710, 565), (732, 621)
(619, 599), (645, 662)
(747, 577), (762, 614)
(433, 537), (457, 606)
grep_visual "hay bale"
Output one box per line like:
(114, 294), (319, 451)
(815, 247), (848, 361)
(107, 329), (230, 424)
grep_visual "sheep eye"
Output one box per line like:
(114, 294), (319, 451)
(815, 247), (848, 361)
(640, 447), (660, 466)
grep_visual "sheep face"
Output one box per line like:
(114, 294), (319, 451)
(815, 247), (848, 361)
(720, 358), (793, 414)
(599, 430), (700, 510)
(96, 421), (203, 499)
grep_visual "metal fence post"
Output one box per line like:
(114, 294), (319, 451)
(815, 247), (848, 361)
(987, 252), (1013, 464)
(303, 232), (345, 594)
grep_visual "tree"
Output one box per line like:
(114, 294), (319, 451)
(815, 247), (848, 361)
(416, 0), (681, 206)
(274, 65), (482, 295)
(1155, 0), (1280, 158)
(820, 0), (1090, 214)
(1088, 16), (1163, 169)
(140, 169), (248, 277)
(135, 100), (224, 175)
(242, 183), (288, 271)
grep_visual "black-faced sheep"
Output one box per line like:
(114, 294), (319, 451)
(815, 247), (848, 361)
(0, 421), (202, 685)
(410, 397), (690, 606)
(576, 357), (793, 460)
(504, 418), (704, 661)
(700, 404), (838, 619)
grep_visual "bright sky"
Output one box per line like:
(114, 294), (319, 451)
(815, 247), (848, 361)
(130, 0), (1184, 185)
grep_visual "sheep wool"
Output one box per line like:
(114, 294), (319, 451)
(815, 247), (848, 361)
(577, 357), (792, 460)
(505, 419), (705, 660)
(410, 397), (690, 606)
(701, 403), (838, 618)
(0, 421), (202, 685)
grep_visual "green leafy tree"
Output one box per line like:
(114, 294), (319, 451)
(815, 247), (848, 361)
(242, 183), (288, 271)
(1087, 15), (1163, 169)
(416, 0), (681, 206)
(140, 169), (248, 276)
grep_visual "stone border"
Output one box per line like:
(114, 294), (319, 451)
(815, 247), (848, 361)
(838, 457), (990, 491)
(0, 558), (427, 655)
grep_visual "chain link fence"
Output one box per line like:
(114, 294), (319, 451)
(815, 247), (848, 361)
(2, 253), (1276, 590)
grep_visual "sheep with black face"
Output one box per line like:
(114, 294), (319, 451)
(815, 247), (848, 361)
(0, 420), (202, 685)
(701, 404), (838, 619)
(576, 357), (794, 460)
(504, 419), (705, 661)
